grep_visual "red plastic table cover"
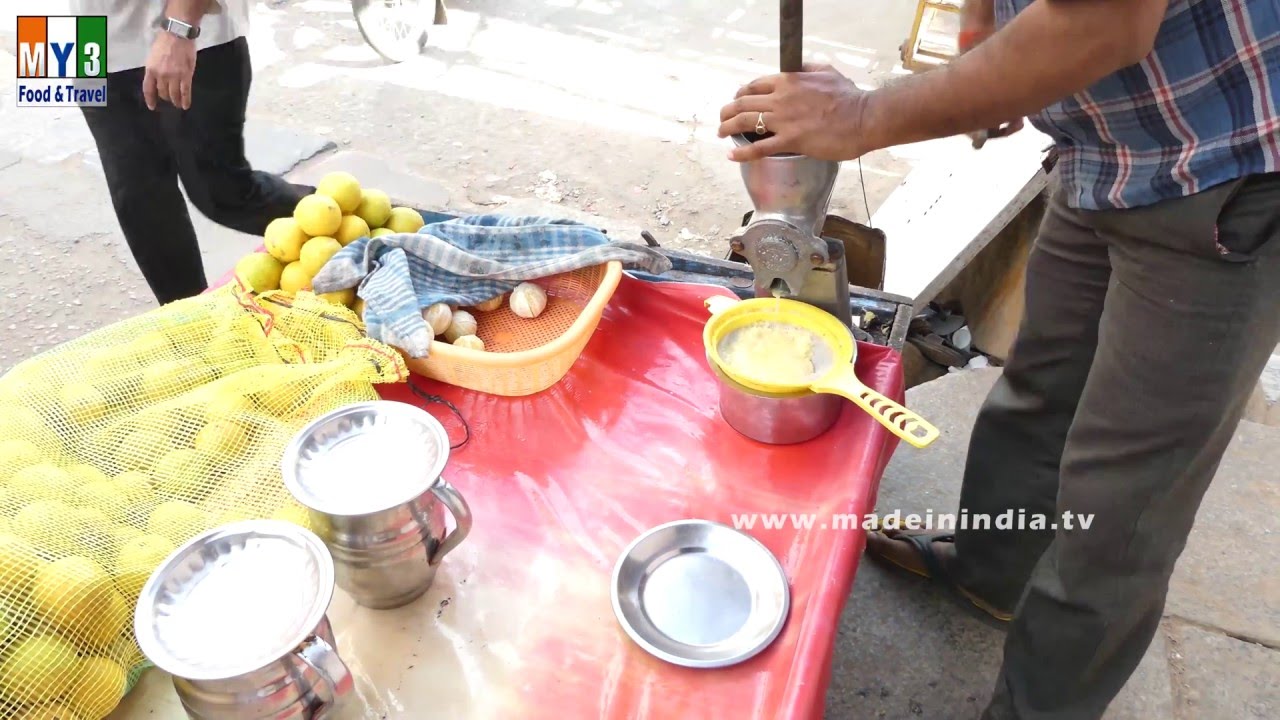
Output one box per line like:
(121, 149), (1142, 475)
(362, 275), (905, 720)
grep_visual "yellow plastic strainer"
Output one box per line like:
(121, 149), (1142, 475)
(704, 297), (939, 448)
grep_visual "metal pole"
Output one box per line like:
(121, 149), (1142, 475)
(780, 0), (803, 72)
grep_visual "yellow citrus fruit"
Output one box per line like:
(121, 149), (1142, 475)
(384, 207), (424, 234)
(113, 427), (170, 473)
(201, 332), (262, 366)
(29, 557), (130, 650)
(152, 448), (216, 503)
(299, 236), (343, 276)
(316, 172), (362, 214)
(263, 217), (309, 263)
(334, 214), (371, 246)
(0, 407), (61, 453)
(146, 501), (210, 545)
(279, 261), (314, 294)
(234, 252), (284, 293)
(293, 194), (343, 236)
(58, 382), (109, 425)
(65, 656), (127, 720)
(370, 228), (394, 238)
(8, 464), (76, 505)
(0, 635), (80, 705)
(65, 464), (109, 486)
(74, 480), (131, 520)
(0, 533), (45, 592)
(0, 438), (44, 482)
(193, 418), (250, 457)
(271, 503), (312, 530)
(114, 534), (176, 601)
(13, 500), (85, 556)
(0, 596), (33, 652)
(355, 188), (392, 228)
(316, 288), (356, 306)
(353, 297), (366, 319)
(206, 392), (255, 419)
(138, 359), (215, 405)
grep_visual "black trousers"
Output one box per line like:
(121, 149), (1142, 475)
(951, 172), (1280, 719)
(80, 38), (311, 305)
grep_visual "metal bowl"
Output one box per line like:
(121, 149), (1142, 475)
(611, 519), (791, 668)
(134, 520), (336, 681)
(281, 400), (451, 517)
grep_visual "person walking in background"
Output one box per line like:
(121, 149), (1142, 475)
(719, 0), (1278, 717)
(73, 0), (313, 304)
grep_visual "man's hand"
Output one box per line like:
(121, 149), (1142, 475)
(143, 31), (197, 110)
(717, 64), (869, 163)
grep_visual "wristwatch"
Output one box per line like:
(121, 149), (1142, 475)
(161, 17), (201, 39)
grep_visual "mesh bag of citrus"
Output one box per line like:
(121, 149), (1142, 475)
(0, 280), (406, 719)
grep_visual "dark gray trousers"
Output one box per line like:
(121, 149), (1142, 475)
(949, 172), (1280, 719)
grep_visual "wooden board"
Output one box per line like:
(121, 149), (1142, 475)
(870, 129), (1053, 310)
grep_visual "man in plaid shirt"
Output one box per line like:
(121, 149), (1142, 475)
(720, 0), (1277, 717)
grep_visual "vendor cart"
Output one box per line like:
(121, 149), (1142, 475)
(106, 265), (908, 720)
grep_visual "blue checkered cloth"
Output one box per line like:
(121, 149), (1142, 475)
(311, 214), (672, 358)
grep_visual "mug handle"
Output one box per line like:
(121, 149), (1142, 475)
(429, 480), (473, 565)
(295, 634), (354, 719)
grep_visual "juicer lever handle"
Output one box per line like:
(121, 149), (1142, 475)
(780, 0), (803, 72)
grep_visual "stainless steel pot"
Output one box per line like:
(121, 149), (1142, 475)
(282, 401), (473, 610)
(703, 295), (843, 444)
(134, 520), (354, 720)
(710, 357), (842, 444)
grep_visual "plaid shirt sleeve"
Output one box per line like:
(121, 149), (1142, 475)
(996, 0), (1280, 210)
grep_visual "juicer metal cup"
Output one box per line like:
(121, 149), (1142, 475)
(282, 401), (473, 610)
(134, 520), (355, 720)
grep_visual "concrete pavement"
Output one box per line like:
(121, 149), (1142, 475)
(829, 369), (1279, 719)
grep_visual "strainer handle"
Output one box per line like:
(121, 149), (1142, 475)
(812, 368), (941, 449)
(430, 480), (473, 565)
(295, 634), (353, 719)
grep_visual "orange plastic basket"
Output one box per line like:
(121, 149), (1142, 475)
(403, 261), (623, 396)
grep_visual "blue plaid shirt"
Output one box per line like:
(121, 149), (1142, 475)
(996, 0), (1280, 210)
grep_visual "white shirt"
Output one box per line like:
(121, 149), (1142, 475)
(66, 0), (249, 74)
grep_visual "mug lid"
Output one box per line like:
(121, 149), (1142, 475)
(134, 520), (336, 681)
(281, 400), (451, 516)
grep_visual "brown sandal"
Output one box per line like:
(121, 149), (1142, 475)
(865, 528), (1014, 625)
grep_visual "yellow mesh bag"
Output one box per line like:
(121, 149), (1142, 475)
(0, 282), (406, 719)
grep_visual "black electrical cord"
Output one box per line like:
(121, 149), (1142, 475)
(407, 375), (471, 450)
(858, 157), (872, 227)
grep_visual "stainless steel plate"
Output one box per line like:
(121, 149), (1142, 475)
(611, 519), (790, 668)
(134, 520), (336, 681)
(281, 400), (450, 517)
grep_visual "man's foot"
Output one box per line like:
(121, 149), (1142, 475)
(864, 528), (1014, 623)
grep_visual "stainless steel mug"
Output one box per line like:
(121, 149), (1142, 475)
(134, 520), (355, 720)
(282, 401), (474, 610)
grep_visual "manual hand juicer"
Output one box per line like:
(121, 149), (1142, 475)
(727, 0), (854, 328)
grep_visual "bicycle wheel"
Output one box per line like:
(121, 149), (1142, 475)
(352, 0), (430, 63)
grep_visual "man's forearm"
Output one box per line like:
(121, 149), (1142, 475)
(862, 0), (1168, 152)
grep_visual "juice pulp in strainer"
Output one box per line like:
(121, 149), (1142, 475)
(718, 320), (827, 386)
